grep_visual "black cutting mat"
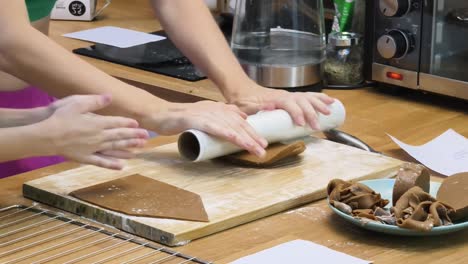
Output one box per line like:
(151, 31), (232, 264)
(73, 31), (206, 82)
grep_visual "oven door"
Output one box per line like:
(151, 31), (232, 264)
(420, 0), (468, 100)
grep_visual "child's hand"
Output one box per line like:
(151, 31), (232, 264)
(37, 94), (149, 169)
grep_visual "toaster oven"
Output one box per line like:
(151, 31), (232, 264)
(367, 0), (468, 100)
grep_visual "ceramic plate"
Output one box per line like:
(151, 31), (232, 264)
(328, 179), (468, 236)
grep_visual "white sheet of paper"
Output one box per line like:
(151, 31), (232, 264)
(388, 129), (468, 176)
(231, 240), (370, 264)
(63, 26), (166, 48)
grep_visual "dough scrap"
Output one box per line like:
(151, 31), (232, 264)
(327, 176), (456, 232)
(392, 186), (454, 231)
(436, 172), (468, 221)
(392, 162), (430, 205)
(327, 179), (389, 210)
(70, 174), (209, 222)
(221, 141), (306, 167)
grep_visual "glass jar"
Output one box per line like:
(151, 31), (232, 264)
(324, 32), (363, 85)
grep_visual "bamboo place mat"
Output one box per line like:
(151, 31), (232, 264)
(0, 205), (211, 264)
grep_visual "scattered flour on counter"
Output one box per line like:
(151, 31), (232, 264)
(131, 208), (149, 213)
(173, 240), (191, 246)
(285, 206), (328, 221)
(332, 241), (359, 248)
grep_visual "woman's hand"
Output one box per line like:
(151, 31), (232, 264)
(36, 94), (149, 169)
(150, 101), (268, 157)
(226, 80), (335, 130)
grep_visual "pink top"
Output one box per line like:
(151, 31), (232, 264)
(0, 86), (65, 178)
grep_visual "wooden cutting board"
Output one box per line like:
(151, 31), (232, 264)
(23, 137), (404, 246)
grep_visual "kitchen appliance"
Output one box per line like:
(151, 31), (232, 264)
(51, 0), (111, 21)
(367, 0), (468, 100)
(230, 0), (326, 91)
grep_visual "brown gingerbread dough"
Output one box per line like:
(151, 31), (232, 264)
(70, 174), (209, 222)
(392, 186), (454, 231)
(436, 172), (468, 221)
(392, 163), (430, 205)
(221, 141), (306, 167)
(327, 179), (389, 210)
(327, 177), (455, 231)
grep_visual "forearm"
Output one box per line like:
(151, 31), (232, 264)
(0, 1), (168, 130)
(0, 108), (49, 128)
(0, 70), (29, 91)
(0, 124), (49, 162)
(151, 0), (251, 101)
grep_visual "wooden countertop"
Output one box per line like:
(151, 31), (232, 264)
(1, 0), (467, 263)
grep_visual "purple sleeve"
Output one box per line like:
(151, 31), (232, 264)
(0, 86), (65, 178)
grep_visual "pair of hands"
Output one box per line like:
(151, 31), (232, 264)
(35, 95), (149, 170)
(34, 86), (334, 169)
(152, 84), (335, 157)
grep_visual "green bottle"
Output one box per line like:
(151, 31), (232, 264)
(332, 0), (355, 32)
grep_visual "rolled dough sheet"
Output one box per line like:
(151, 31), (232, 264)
(69, 174), (209, 222)
(221, 141), (306, 167)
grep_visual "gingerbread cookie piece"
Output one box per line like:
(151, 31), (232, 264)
(221, 141), (306, 167)
(392, 163), (430, 205)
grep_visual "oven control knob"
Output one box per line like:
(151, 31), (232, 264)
(379, 0), (411, 17)
(377, 30), (410, 59)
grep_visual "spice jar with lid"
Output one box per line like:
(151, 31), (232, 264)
(324, 32), (364, 85)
